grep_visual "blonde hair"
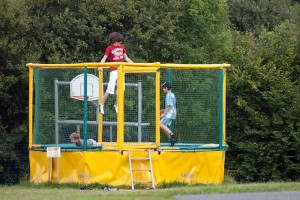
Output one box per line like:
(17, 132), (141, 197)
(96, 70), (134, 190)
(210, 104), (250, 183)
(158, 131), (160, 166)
(70, 132), (80, 140)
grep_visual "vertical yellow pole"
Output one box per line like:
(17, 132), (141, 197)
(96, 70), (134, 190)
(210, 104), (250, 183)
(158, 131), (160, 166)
(222, 69), (227, 145)
(117, 65), (124, 150)
(29, 67), (33, 148)
(98, 69), (103, 142)
(155, 70), (161, 147)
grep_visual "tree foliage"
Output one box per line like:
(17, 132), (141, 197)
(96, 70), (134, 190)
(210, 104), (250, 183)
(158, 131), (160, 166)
(0, 0), (30, 184)
(227, 0), (299, 34)
(226, 21), (300, 182)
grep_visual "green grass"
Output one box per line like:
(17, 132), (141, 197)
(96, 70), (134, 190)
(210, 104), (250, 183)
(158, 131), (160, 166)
(1, 181), (299, 200)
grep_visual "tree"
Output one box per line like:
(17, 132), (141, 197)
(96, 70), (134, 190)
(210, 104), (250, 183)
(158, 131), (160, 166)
(0, 0), (30, 184)
(226, 21), (300, 182)
(227, 0), (298, 34)
(177, 0), (232, 63)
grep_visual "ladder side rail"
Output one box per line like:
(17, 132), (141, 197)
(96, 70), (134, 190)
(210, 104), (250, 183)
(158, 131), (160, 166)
(148, 149), (155, 189)
(128, 151), (135, 190)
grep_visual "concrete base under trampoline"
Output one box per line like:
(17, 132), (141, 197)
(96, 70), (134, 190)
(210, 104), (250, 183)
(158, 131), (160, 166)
(29, 146), (225, 186)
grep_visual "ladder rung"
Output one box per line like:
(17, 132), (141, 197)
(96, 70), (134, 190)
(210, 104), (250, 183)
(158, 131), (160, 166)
(131, 158), (150, 161)
(133, 180), (152, 183)
(132, 169), (151, 172)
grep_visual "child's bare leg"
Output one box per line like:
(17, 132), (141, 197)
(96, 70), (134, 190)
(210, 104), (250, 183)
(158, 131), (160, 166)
(160, 123), (172, 137)
(102, 92), (109, 105)
(99, 92), (110, 114)
(114, 95), (118, 107)
(114, 95), (118, 113)
(160, 123), (176, 146)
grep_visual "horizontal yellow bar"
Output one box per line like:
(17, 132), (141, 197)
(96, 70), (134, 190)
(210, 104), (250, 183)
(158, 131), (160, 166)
(26, 62), (160, 68)
(101, 142), (157, 150)
(26, 62), (230, 69)
(122, 66), (157, 73)
(26, 63), (88, 68)
(160, 63), (231, 69)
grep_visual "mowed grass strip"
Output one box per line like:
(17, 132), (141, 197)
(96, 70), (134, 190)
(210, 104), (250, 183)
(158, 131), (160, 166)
(1, 182), (299, 200)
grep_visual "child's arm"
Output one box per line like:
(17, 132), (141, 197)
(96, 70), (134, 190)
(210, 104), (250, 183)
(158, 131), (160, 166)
(124, 53), (133, 63)
(160, 105), (173, 117)
(98, 55), (108, 71)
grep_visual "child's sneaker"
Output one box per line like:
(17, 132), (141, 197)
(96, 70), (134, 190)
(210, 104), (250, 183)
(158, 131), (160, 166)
(99, 104), (104, 115)
(114, 105), (118, 114)
(170, 134), (176, 147)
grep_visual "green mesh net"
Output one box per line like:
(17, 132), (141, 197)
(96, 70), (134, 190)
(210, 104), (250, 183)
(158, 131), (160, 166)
(32, 66), (224, 149)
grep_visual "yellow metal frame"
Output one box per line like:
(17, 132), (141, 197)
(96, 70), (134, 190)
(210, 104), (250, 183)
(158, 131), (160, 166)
(98, 70), (103, 142)
(222, 69), (227, 145)
(117, 66), (124, 150)
(28, 67), (33, 148)
(26, 62), (230, 69)
(26, 62), (230, 149)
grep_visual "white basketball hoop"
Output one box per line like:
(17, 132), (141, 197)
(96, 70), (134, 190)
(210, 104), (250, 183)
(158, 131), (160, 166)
(70, 74), (99, 101)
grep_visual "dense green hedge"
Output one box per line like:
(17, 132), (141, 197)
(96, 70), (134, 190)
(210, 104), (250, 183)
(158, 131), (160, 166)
(226, 22), (300, 182)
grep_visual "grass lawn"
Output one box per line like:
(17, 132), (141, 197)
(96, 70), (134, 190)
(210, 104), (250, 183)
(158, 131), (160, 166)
(1, 182), (299, 200)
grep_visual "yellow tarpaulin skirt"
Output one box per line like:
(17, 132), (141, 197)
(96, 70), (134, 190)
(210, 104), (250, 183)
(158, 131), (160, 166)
(30, 150), (225, 186)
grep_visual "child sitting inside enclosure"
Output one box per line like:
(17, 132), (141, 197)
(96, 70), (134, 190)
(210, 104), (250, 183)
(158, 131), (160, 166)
(69, 132), (102, 147)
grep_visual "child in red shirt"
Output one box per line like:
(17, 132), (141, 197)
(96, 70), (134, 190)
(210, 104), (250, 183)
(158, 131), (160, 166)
(98, 32), (133, 114)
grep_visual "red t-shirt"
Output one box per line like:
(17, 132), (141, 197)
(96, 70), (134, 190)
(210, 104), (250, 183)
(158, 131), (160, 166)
(104, 45), (127, 72)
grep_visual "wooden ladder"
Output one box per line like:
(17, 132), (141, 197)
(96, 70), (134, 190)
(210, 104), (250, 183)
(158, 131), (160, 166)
(128, 149), (155, 190)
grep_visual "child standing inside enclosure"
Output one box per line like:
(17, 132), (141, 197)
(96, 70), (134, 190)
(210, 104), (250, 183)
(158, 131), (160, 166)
(69, 132), (101, 147)
(160, 82), (176, 146)
(98, 32), (133, 115)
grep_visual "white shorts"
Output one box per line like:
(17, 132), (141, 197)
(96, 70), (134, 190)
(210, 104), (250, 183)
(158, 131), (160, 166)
(106, 70), (125, 94)
(160, 117), (173, 126)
